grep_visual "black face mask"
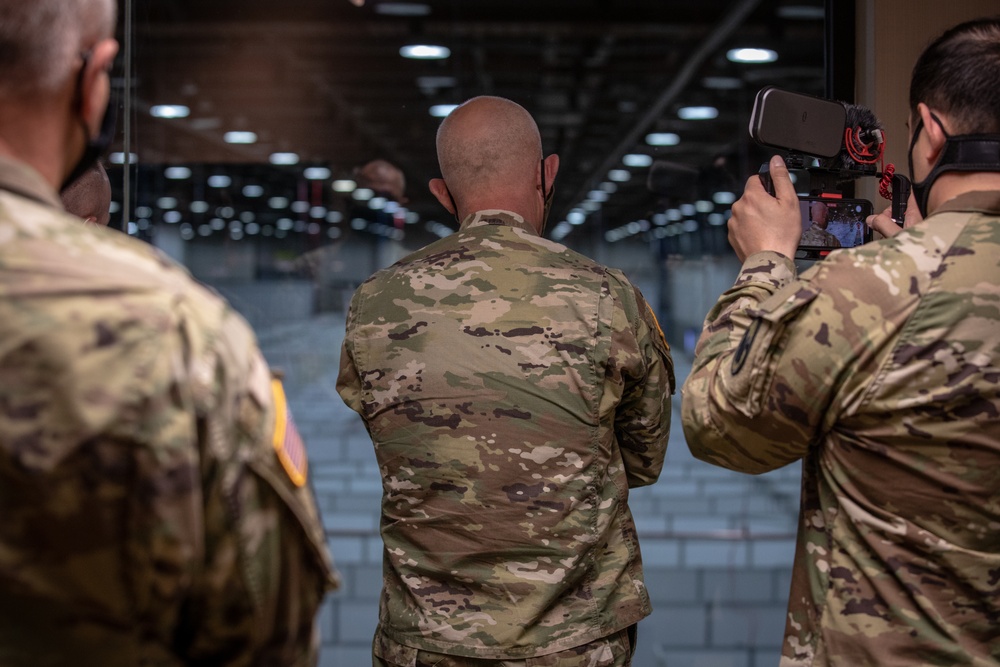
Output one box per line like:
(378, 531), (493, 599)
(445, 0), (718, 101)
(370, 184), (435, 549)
(61, 51), (117, 193)
(908, 111), (1000, 218)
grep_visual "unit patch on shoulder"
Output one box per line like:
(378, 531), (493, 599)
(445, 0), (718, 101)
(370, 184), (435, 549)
(271, 378), (308, 487)
(645, 303), (670, 352)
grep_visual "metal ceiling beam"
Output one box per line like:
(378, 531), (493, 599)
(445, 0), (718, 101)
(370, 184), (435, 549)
(561, 0), (764, 226)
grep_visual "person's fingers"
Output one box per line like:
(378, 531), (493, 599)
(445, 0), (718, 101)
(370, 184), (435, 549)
(769, 155), (797, 203)
(866, 205), (901, 238)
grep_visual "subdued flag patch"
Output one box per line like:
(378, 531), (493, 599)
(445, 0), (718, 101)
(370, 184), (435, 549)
(271, 378), (308, 487)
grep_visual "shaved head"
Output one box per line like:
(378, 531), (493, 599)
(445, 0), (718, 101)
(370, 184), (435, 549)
(61, 161), (112, 226)
(436, 96), (543, 203)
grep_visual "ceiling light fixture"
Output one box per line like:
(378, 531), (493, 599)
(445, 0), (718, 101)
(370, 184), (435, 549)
(677, 106), (719, 120)
(727, 47), (778, 63)
(223, 131), (257, 144)
(150, 104), (190, 119)
(430, 104), (459, 118)
(332, 179), (357, 193)
(622, 154), (653, 168)
(269, 152), (300, 165)
(400, 44), (451, 60)
(645, 132), (680, 146)
(303, 167), (331, 180)
(164, 166), (191, 179)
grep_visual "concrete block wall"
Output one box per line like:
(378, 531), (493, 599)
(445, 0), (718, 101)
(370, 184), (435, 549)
(257, 314), (801, 667)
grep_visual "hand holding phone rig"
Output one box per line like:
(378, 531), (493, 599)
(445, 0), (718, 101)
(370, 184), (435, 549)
(749, 87), (910, 259)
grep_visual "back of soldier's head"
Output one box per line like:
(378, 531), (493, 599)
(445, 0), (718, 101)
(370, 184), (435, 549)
(61, 161), (112, 226)
(0, 0), (116, 100)
(910, 17), (1000, 134)
(435, 96), (542, 202)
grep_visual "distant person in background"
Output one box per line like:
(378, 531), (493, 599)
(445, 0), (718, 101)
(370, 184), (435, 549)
(60, 160), (111, 226)
(0, 1), (338, 664)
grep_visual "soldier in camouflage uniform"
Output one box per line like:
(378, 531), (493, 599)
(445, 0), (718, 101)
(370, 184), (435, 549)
(681, 18), (1000, 666)
(798, 201), (841, 248)
(0, 2), (339, 664)
(337, 96), (674, 667)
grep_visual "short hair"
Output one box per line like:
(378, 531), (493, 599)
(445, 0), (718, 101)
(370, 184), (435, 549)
(0, 0), (116, 97)
(910, 17), (1000, 134)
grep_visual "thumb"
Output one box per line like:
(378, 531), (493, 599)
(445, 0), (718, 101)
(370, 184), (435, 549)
(769, 155), (797, 201)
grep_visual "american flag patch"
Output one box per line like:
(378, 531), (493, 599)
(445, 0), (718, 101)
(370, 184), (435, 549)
(271, 378), (308, 487)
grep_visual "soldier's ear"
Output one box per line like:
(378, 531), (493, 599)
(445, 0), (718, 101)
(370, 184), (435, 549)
(429, 178), (455, 215)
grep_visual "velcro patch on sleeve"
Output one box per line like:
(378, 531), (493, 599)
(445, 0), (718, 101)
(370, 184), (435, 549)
(271, 378), (308, 487)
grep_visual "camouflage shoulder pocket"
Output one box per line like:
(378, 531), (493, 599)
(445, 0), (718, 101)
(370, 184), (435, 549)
(722, 286), (819, 418)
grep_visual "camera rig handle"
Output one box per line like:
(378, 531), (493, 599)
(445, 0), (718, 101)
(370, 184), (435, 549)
(890, 173), (911, 226)
(758, 152), (807, 197)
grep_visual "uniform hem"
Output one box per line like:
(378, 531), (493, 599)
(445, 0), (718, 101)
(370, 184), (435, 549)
(376, 609), (649, 660)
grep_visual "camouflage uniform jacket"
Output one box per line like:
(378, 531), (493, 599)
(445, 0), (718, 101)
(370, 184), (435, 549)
(0, 156), (339, 666)
(337, 210), (674, 659)
(681, 191), (1000, 666)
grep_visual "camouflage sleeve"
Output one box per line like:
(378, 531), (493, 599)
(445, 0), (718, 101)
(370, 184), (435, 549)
(609, 271), (675, 488)
(681, 251), (816, 473)
(169, 302), (339, 664)
(680, 249), (896, 473)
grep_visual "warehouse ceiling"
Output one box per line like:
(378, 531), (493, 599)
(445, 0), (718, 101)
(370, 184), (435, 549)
(115, 0), (827, 247)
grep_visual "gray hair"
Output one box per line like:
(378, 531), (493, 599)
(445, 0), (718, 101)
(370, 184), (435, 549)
(0, 0), (116, 97)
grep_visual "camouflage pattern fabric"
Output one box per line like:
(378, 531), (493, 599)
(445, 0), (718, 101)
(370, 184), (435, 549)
(799, 222), (841, 248)
(372, 623), (636, 666)
(681, 191), (1000, 666)
(338, 210), (674, 659)
(0, 156), (339, 666)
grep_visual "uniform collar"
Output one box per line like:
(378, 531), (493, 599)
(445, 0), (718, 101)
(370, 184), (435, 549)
(458, 209), (539, 236)
(934, 190), (1000, 216)
(0, 155), (63, 210)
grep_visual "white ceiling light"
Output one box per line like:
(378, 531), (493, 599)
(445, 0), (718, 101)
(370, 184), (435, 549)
(645, 132), (680, 146)
(727, 47), (778, 63)
(677, 106), (719, 120)
(607, 169), (631, 182)
(207, 175), (231, 188)
(567, 210), (586, 225)
(712, 191), (737, 205)
(190, 200), (210, 213)
(242, 184), (264, 197)
(695, 200), (715, 213)
(269, 152), (300, 165)
(332, 179), (357, 193)
(430, 104), (459, 118)
(164, 166), (191, 179)
(588, 190), (609, 203)
(156, 197), (178, 210)
(303, 167), (331, 180)
(622, 154), (653, 168)
(400, 44), (451, 60)
(223, 131), (257, 144)
(109, 152), (137, 165)
(269, 196), (289, 209)
(150, 104), (190, 119)
(352, 188), (375, 201)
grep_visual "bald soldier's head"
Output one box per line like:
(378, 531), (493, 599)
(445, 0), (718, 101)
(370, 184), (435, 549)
(61, 161), (112, 226)
(429, 96), (559, 233)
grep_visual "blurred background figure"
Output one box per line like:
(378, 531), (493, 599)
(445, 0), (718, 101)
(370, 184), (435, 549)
(356, 158), (407, 203)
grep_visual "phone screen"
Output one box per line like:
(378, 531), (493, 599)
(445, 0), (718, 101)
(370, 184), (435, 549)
(798, 197), (873, 250)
